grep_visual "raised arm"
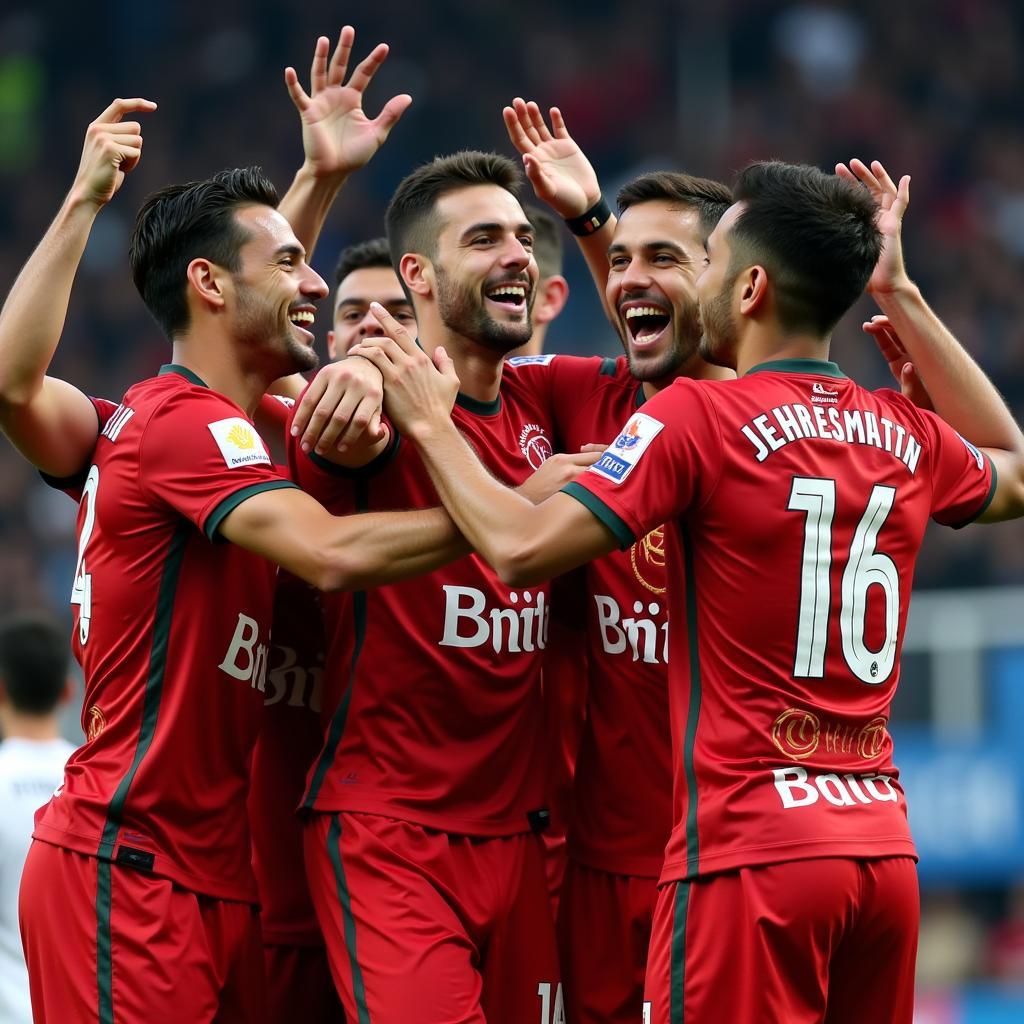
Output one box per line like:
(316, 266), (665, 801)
(0, 97), (155, 476)
(837, 158), (1024, 521)
(503, 99), (615, 315)
(278, 27), (411, 258)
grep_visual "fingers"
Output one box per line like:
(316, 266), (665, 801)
(284, 67), (311, 112)
(580, 443), (607, 453)
(565, 450), (602, 466)
(309, 35), (331, 96)
(512, 97), (543, 146)
(549, 107), (570, 139)
(311, 387), (362, 455)
(894, 173), (911, 218)
(95, 97), (157, 124)
(433, 346), (460, 386)
(327, 25), (355, 88)
(347, 42), (390, 94)
(374, 93), (413, 134)
(526, 101), (553, 142)
(369, 302), (418, 353)
(503, 105), (532, 153)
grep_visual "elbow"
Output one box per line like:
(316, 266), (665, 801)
(309, 550), (364, 593)
(492, 537), (552, 589)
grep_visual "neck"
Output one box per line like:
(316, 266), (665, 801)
(641, 350), (733, 401)
(169, 333), (275, 416)
(735, 326), (831, 378)
(418, 320), (506, 404)
(0, 708), (60, 741)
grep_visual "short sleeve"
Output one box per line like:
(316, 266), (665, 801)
(39, 397), (122, 500)
(139, 390), (297, 540)
(560, 377), (723, 547)
(920, 410), (997, 528)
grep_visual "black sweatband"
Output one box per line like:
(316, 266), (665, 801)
(565, 196), (612, 236)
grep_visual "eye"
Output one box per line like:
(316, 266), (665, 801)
(653, 253), (674, 265)
(472, 236), (495, 247)
(342, 310), (364, 322)
(396, 312), (416, 324)
(609, 256), (629, 269)
(518, 235), (535, 250)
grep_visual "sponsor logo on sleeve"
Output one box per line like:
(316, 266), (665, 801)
(957, 433), (985, 471)
(589, 412), (664, 484)
(272, 395), (296, 409)
(208, 417), (272, 469)
(507, 354), (556, 366)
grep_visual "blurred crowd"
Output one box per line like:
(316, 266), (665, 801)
(1, 0), (1023, 615)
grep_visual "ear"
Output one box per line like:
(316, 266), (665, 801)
(400, 253), (433, 298)
(738, 265), (769, 316)
(326, 330), (338, 361)
(533, 275), (569, 327)
(186, 258), (230, 313)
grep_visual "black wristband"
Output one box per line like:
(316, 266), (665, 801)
(565, 196), (612, 236)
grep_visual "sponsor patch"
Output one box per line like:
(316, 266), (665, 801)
(958, 433), (985, 471)
(271, 394), (296, 409)
(507, 354), (556, 366)
(589, 412), (664, 484)
(208, 417), (271, 469)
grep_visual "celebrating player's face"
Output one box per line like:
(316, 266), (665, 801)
(329, 266), (415, 360)
(697, 204), (743, 369)
(230, 206), (328, 376)
(430, 185), (538, 354)
(605, 201), (704, 384)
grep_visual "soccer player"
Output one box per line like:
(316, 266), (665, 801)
(288, 150), (606, 1024)
(352, 160), (1024, 1024)
(0, 616), (75, 1024)
(0, 38), (476, 1024)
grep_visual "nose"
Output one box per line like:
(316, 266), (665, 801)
(302, 265), (329, 301)
(620, 260), (652, 294)
(359, 312), (385, 337)
(499, 235), (531, 272)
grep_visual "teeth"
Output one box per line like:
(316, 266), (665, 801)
(488, 286), (526, 300)
(289, 310), (315, 325)
(625, 306), (667, 319)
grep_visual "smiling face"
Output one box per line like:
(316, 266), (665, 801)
(605, 200), (705, 385)
(329, 265), (415, 360)
(697, 202), (744, 370)
(427, 184), (538, 354)
(228, 205), (329, 376)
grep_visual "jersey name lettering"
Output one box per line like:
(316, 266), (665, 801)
(218, 612), (269, 691)
(740, 404), (922, 474)
(439, 584), (549, 653)
(593, 594), (668, 664)
(772, 766), (899, 809)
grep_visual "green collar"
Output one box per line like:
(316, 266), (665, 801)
(159, 363), (208, 388)
(745, 358), (847, 379)
(455, 392), (502, 416)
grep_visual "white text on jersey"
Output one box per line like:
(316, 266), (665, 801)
(772, 766), (899, 809)
(439, 585), (549, 653)
(593, 595), (668, 664)
(740, 405), (921, 474)
(219, 613), (269, 691)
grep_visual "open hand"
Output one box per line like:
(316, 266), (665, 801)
(285, 27), (411, 181)
(503, 98), (600, 218)
(72, 97), (157, 208)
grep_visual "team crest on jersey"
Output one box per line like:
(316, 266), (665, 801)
(208, 417), (271, 469)
(770, 708), (889, 762)
(958, 433), (985, 471)
(630, 526), (666, 594)
(86, 705), (106, 742)
(589, 412), (664, 484)
(518, 423), (553, 469)
(811, 381), (839, 405)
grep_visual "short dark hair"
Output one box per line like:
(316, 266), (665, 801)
(728, 161), (881, 336)
(129, 166), (279, 339)
(385, 151), (523, 272)
(523, 204), (564, 280)
(617, 171), (732, 238)
(0, 615), (68, 716)
(334, 237), (393, 288)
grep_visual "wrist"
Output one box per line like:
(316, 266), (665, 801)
(64, 187), (106, 217)
(295, 159), (350, 189)
(870, 275), (919, 304)
(564, 195), (612, 236)
(407, 413), (454, 448)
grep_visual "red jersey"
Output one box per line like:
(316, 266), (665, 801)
(540, 355), (673, 877)
(36, 365), (295, 902)
(564, 358), (995, 884)
(292, 365), (557, 836)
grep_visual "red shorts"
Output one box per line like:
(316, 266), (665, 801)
(304, 811), (560, 1024)
(19, 839), (265, 1024)
(557, 860), (658, 1024)
(264, 943), (344, 1024)
(643, 856), (919, 1024)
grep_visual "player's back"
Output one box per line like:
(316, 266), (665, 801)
(35, 366), (285, 902)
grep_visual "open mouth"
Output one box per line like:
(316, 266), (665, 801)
(623, 304), (671, 347)
(485, 282), (529, 315)
(288, 307), (316, 340)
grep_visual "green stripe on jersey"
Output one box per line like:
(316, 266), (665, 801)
(97, 522), (189, 860)
(95, 859), (114, 1024)
(303, 480), (369, 809)
(327, 814), (372, 1024)
(599, 357), (618, 377)
(204, 479), (298, 541)
(670, 881), (692, 1024)
(680, 522), (702, 877)
(561, 482), (636, 549)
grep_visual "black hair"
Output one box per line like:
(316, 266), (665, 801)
(0, 615), (68, 716)
(334, 237), (393, 287)
(617, 171), (733, 238)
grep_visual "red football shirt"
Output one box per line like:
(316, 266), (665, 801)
(540, 355), (673, 877)
(564, 358), (995, 884)
(292, 366), (557, 836)
(35, 365), (295, 901)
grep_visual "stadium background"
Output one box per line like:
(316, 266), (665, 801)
(0, 1), (1021, 1018)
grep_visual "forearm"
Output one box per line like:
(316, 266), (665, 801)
(873, 281), (1024, 453)
(277, 163), (348, 258)
(576, 220), (617, 318)
(0, 194), (98, 405)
